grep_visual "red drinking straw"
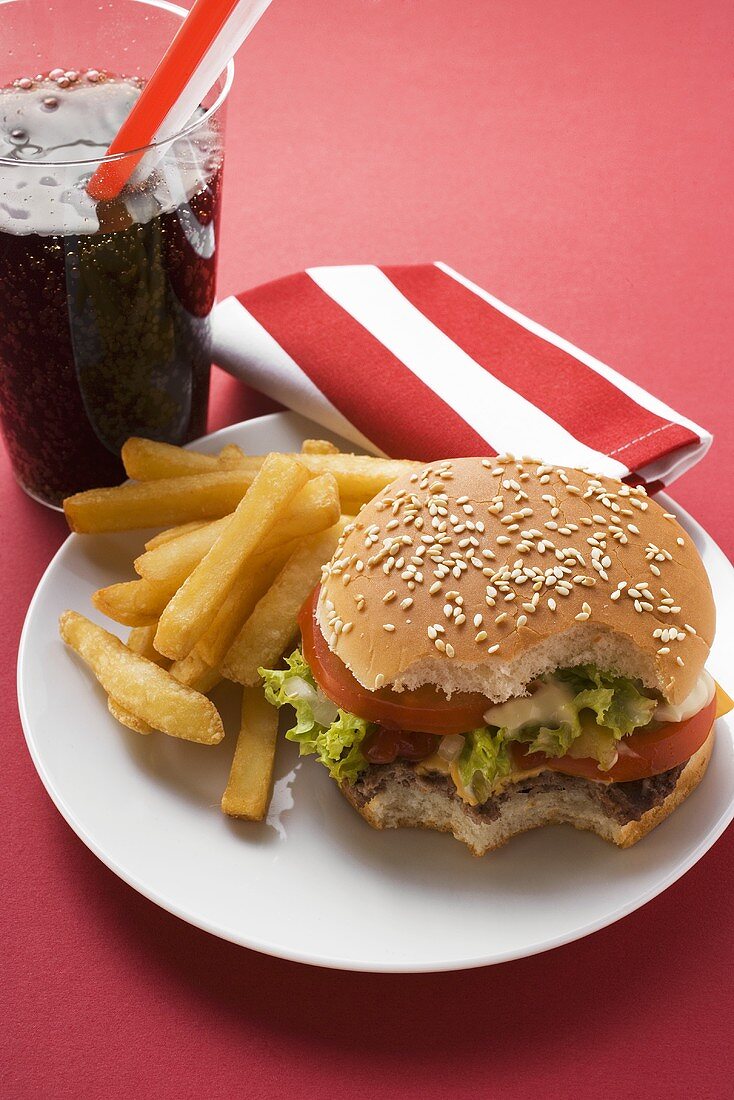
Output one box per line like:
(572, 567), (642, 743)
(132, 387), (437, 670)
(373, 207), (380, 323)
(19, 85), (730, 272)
(87, 0), (272, 201)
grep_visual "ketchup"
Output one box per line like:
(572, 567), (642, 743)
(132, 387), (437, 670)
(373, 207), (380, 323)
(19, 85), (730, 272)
(362, 727), (440, 765)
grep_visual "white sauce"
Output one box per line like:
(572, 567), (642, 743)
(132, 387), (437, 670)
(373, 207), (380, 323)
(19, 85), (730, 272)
(482, 680), (576, 731)
(655, 670), (715, 724)
(482, 671), (714, 734)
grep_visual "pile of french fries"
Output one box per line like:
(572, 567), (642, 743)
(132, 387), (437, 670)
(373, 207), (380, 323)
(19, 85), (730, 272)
(59, 437), (419, 821)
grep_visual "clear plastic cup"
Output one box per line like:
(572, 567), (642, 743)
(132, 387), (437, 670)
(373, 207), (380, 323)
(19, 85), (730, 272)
(0, 0), (233, 507)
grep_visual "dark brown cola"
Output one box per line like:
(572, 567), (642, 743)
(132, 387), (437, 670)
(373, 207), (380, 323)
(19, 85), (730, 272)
(0, 71), (223, 506)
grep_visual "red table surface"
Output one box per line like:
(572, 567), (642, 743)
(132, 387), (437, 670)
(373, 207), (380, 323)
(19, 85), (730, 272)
(2, 1), (733, 1096)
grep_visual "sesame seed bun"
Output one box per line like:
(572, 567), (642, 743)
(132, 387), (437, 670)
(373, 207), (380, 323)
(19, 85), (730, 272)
(317, 456), (715, 706)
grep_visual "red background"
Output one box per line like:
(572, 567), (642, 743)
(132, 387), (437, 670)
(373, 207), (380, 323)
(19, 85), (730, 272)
(2, 1), (732, 1095)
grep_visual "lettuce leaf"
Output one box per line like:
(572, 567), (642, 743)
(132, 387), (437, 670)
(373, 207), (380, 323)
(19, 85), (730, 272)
(521, 722), (579, 759)
(457, 728), (512, 802)
(555, 665), (657, 738)
(507, 666), (657, 771)
(259, 649), (370, 783)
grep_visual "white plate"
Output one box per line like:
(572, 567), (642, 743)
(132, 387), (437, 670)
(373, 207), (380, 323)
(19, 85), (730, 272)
(18, 412), (734, 972)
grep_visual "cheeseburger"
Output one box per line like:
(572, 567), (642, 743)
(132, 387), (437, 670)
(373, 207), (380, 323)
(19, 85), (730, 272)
(262, 456), (729, 854)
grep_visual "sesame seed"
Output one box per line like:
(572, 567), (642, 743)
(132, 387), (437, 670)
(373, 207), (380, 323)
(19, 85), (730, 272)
(383, 623), (395, 632)
(445, 643), (455, 658)
(487, 644), (500, 655)
(517, 614), (528, 628)
(657, 647), (670, 655)
(676, 656), (685, 667)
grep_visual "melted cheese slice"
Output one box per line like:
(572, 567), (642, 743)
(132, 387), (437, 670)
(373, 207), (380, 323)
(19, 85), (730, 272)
(415, 751), (478, 804)
(716, 681), (733, 718)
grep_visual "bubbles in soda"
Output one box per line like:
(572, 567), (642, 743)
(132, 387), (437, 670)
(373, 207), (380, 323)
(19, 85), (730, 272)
(0, 70), (224, 506)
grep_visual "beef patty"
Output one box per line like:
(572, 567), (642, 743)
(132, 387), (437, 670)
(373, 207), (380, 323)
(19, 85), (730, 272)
(347, 759), (685, 826)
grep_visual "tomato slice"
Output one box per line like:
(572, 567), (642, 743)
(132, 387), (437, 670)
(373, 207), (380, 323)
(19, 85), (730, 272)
(298, 587), (490, 735)
(512, 695), (716, 783)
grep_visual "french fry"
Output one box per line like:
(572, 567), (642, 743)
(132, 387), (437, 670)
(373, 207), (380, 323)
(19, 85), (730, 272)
(127, 624), (170, 668)
(64, 471), (252, 533)
(59, 611), (224, 744)
(155, 454), (311, 660)
(301, 438), (340, 455)
(144, 520), (212, 551)
(221, 687), (278, 820)
(134, 474), (340, 588)
(137, 517), (229, 583)
(121, 437), (227, 480)
(221, 523), (342, 686)
(92, 578), (173, 627)
(92, 476), (343, 627)
(108, 696), (152, 735)
(218, 450), (420, 506)
(219, 443), (246, 463)
(196, 547), (291, 667)
(168, 649), (221, 694)
(152, 549), (292, 690)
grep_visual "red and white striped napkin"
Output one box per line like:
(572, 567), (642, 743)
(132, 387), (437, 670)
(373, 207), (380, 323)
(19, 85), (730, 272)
(212, 262), (711, 490)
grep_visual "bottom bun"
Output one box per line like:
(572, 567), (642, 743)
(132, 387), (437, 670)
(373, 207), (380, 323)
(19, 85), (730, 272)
(341, 728), (715, 856)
